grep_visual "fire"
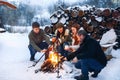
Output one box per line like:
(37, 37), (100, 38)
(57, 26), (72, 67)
(40, 51), (64, 72)
(49, 51), (60, 67)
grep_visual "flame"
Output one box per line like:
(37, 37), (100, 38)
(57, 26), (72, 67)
(49, 51), (60, 67)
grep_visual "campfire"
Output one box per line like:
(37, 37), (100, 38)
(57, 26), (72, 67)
(40, 51), (64, 73)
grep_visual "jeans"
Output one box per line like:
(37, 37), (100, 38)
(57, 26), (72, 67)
(57, 42), (70, 57)
(75, 59), (104, 76)
(28, 42), (48, 60)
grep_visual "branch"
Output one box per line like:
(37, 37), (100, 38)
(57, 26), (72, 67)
(0, 1), (17, 9)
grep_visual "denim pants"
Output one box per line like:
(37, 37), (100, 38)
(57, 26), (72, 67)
(75, 59), (104, 76)
(57, 42), (70, 57)
(28, 42), (48, 59)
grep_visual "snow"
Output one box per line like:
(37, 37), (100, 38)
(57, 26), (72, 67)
(0, 32), (120, 80)
(0, 28), (6, 32)
(1, 1), (120, 79)
(51, 16), (58, 24)
(59, 16), (66, 24)
(100, 29), (117, 45)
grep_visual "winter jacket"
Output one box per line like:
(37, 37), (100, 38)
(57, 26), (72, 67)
(55, 28), (72, 44)
(28, 29), (50, 51)
(67, 35), (107, 66)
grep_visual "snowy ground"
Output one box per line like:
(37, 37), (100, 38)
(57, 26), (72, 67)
(0, 32), (120, 80)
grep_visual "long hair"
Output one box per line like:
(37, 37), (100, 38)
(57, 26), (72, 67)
(56, 27), (66, 38)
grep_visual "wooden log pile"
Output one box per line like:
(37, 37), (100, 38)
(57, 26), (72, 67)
(45, 6), (120, 49)
(49, 6), (120, 39)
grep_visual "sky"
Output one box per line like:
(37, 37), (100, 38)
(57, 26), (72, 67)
(7, 0), (84, 7)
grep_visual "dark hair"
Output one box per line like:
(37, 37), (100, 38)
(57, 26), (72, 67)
(78, 30), (87, 36)
(32, 22), (40, 28)
(71, 23), (80, 30)
(56, 23), (64, 28)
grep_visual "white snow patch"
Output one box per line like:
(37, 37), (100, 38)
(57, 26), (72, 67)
(0, 32), (120, 80)
(100, 29), (117, 46)
(0, 28), (6, 32)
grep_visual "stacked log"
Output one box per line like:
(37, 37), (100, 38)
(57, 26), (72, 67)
(48, 6), (120, 49)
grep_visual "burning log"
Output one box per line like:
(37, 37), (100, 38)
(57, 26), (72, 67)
(40, 59), (58, 73)
(40, 51), (64, 73)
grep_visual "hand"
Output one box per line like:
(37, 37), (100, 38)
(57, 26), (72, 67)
(41, 49), (47, 53)
(64, 45), (70, 51)
(61, 56), (67, 61)
(51, 37), (57, 43)
(64, 46), (75, 52)
(64, 57), (67, 61)
(70, 48), (76, 52)
(71, 57), (78, 63)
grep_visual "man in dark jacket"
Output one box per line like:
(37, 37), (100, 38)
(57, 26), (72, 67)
(66, 30), (107, 80)
(28, 22), (50, 61)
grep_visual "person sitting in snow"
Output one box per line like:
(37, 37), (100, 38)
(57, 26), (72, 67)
(64, 23), (81, 62)
(65, 30), (107, 80)
(28, 22), (50, 61)
(53, 22), (72, 57)
(70, 23), (81, 46)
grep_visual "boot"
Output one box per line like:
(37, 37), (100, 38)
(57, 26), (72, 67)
(91, 70), (101, 78)
(30, 56), (35, 61)
(74, 74), (89, 80)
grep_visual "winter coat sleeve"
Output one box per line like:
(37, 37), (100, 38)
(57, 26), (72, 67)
(67, 51), (77, 61)
(66, 44), (85, 61)
(76, 37), (98, 59)
(42, 30), (50, 45)
(76, 42), (95, 59)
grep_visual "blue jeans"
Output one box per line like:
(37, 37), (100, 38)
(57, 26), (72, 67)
(57, 42), (70, 57)
(75, 59), (104, 76)
(28, 42), (48, 60)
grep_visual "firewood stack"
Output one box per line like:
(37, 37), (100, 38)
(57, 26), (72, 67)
(48, 6), (120, 49)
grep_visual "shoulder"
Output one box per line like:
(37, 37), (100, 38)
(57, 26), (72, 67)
(40, 29), (44, 32)
(28, 31), (35, 40)
(85, 36), (98, 45)
(40, 29), (45, 34)
(29, 30), (33, 37)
